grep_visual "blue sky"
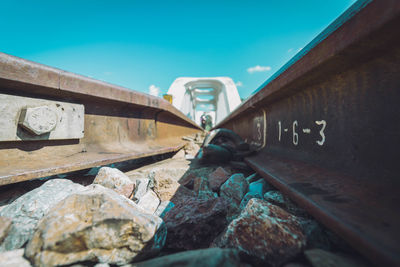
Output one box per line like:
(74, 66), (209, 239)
(1, 0), (356, 99)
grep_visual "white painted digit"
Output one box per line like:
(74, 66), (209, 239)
(315, 120), (327, 146)
(278, 121), (281, 141)
(293, 120), (298, 146)
(257, 122), (262, 140)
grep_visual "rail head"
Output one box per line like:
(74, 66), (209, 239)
(0, 52), (201, 129)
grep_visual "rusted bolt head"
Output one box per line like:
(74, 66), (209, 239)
(19, 106), (58, 135)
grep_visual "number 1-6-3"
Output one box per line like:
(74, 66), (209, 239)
(278, 120), (326, 146)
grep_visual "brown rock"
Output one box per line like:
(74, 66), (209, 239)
(179, 166), (216, 189)
(153, 174), (195, 203)
(208, 167), (231, 191)
(0, 216), (12, 244)
(93, 167), (135, 198)
(25, 184), (166, 266)
(164, 197), (230, 250)
(216, 198), (306, 267)
(193, 176), (217, 200)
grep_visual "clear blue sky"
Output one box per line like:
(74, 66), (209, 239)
(1, 0), (356, 99)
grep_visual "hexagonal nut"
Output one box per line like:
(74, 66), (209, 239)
(19, 106), (58, 135)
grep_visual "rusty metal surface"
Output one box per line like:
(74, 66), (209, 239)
(0, 53), (194, 125)
(216, 0), (400, 266)
(0, 53), (202, 186)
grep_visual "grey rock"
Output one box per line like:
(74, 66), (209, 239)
(220, 173), (249, 205)
(25, 184), (166, 266)
(0, 249), (31, 267)
(283, 263), (309, 267)
(133, 178), (151, 202)
(124, 248), (244, 267)
(216, 198), (307, 267)
(93, 167), (135, 198)
(137, 190), (160, 214)
(245, 173), (259, 184)
(198, 144), (232, 163)
(229, 161), (253, 171)
(299, 219), (331, 250)
(0, 205), (8, 213)
(144, 171), (156, 189)
(249, 178), (270, 196)
(305, 249), (368, 267)
(0, 216), (12, 244)
(239, 179), (269, 209)
(264, 190), (284, 204)
(202, 128), (247, 151)
(154, 201), (175, 218)
(0, 179), (85, 251)
(264, 190), (308, 217)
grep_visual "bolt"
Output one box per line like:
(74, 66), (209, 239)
(18, 106), (57, 135)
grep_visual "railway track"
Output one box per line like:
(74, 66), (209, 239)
(216, 0), (400, 266)
(0, 53), (202, 185)
(0, 0), (399, 266)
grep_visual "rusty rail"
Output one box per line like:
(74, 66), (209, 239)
(0, 53), (202, 186)
(215, 0), (400, 266)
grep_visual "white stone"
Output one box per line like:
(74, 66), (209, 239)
(134, 178), (150, 202)
(0, 179), (85, 251)
(93, 167), (135, 198)
(154, 201), (175, 218)
(172, 149), (185, 159)
(25, 184), (166, 266)
(0, 249), (31, 267)
(137, 190), (160, 214)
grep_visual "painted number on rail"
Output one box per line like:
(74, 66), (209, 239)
(278, 120), (327, 146)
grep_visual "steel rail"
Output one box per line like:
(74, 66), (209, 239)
(215, 0), (400, 266)
(0, 53), (202, 186)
